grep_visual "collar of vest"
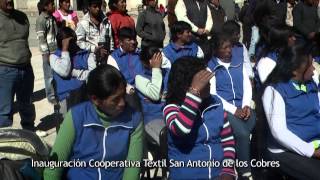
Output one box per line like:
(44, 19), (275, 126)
(116, 48), (140, 57)
(82, 102), (134, 128)
(277, 80), (318, 98)
(200, 95), (222, 118)
(267, 51), (278, 62)
(169, 42), (195, 51)
(210, 57), (242, 70)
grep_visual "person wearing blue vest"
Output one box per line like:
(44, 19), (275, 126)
(107, 27), (143, 94)
(207, 32), (255, 180)
(221, 20), (254, 80)
(262, 43), (320, 179)
(50, 27), (96, 115)
(254, 24), (296, 86)
(164, 57), (236, 180)
(43, 64), (143, 180)
(135, 46), (166, 144)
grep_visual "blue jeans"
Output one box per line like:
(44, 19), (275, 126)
(227, 109), (256, 174)
(0, 65), (35, 130)
(42, 54), (55, 102)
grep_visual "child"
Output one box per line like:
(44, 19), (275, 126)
(53, 0), (78, 29)
(262, 43), (320, 179)
(164, 57), (236, 179)
(36, 0), (57, 104)
(50, 27), (96, 115)
(207, 33), (255, 179)
(43, 65), (143, 180)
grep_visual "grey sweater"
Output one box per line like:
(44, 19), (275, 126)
(36, 12), (57, 54)
(0, 9), (31, 66)
(136, 7), (166, 48)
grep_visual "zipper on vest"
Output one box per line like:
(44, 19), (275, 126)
(98, 128), (108, 180)
(202, 122), (212, 179)
(226, 69), (236, 105)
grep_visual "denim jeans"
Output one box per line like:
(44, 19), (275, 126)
(0, 65), (35, 130)
(42, 54), (55, 102)
(227, 109), (256, 175)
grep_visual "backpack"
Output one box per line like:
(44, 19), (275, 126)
(0, 128), (50, 180)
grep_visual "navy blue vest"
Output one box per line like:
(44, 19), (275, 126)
(208, 55), (244, 108)
(168, 96), (225, 179)
(135, 67), (165, 124)
(272, 81), (320, 142)
(68, 101), (141, 180)
(111, 48), (143, 86)
(53, 49), (89, 101)
(162, 42), (199, 64)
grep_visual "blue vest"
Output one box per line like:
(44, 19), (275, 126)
(272, 81), (320, 142)
(162, 42), (199, 64)
(111, 48), (143, 86)
(314, 56), (320, 64)
(208, 55), (244, 108)
(168, 96), (225, 179)
(135, 67), (165, 124)
(253, 51), (278, 90)
(53, 49), (89, 101)
(68, 101), (141, 180)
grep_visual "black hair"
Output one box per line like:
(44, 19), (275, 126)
(166, 57), (206, 105)
(140, 46), (161, 68)
(108, 0), (124, 11)
(37, 0), (54, 14)
(87, 64), (127, 99)
(222, 20), (240, 37)
(56, 26), (77, 49)
(118, 27), (136, 40)
(265, 42), (313, 85)
(170, 21), (192, 42)
(88, 0), (102, 6)
(257, 24), (295, 60)
(58, 0), (68, 7)
(210, 32), (232, 57)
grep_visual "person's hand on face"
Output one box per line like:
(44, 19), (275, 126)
(62, 37), (73, 51)
(149, 52), (162, 68)
(190, 70), (214, 96)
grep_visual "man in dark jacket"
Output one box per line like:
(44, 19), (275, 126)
(293, 0), (320, 40)
(0, 0), (36, 130)
(208, 0), (226, 35)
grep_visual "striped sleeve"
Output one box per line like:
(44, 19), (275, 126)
(163, 92), (202, 137)
(220, 112), (236, 176)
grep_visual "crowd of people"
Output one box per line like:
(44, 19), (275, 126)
(1, 0), (320, 179)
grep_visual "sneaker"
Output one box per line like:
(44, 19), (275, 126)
(35, 130), (48, 137)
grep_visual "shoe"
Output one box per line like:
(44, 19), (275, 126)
(35, 130), (48, 137)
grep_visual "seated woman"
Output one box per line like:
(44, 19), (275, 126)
(43, 65), (143, 180)
(262, 43), (320, 179)
(135, 46), (165, 144)
(50, 27), (96, 115)
(163, 57), (236, 179)
(207, 33), (255, 179)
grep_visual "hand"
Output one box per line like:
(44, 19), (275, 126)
(62, 37), (73, 51)
(234, 108), (244, 119)
(313, 149), (320, 159)
(190, 70), (214, 94)
(95, 46), (109, 58)
(149, 52), (162, 68)
(219, 174), (234, 180)
(197, 28), (205, 35)
(242, 106), (251, 120)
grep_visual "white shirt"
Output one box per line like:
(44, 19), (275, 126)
(256, 56), (277, 84)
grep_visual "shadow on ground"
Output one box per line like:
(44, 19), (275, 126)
(37, 112), (63, 131)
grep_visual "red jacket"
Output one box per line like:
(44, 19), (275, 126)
(107, 11), (135, 48)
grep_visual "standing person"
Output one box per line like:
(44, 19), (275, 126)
(107, 0), (135, 48)
(175, 0), (213, 51)
(207, 33), (255, 180)
(285, 0), (296, 27)
(293, 0), (320, 41)
(208, 0), (226, 35)
(136, 0), (166, 50)
(220, 0), (236, 20)
(50, 27), (96, 116)
(53, 0), (78, 30)
(164, 57), (236, 180)
(0, 0), (37, 132)
(262, 43), (320, 179)
(76, 0), (113, 63)
(36, 0), (57, 105)
(43, 65), (143, 180)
